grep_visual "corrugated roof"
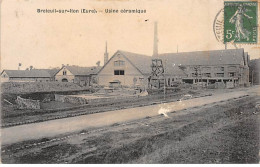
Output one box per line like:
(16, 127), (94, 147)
(66, 65), (101, 75)
(3, 69), (51, 78)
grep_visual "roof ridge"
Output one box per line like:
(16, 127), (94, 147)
(118, 50), (150, 57)
(160, 48), (244, 55)
(66, 65), (98, 68)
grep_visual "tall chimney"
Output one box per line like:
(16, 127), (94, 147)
(104, 41), (109, 65)
(152, 22), (158, 57)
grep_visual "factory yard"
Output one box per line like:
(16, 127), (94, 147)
(1, 83), (251, 127)
(1, 86), (260, 163)
(1, 87), (203, 127)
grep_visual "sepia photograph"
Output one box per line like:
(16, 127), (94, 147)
(0, 0), (260, 164)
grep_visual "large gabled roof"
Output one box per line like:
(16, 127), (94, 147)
(159, 48), (245, 66)
(2, 69), (52, 78)
(100, 48), (246, 77)
(106, 50), (187, 76)
(118, 50), (152, 75)
(64, 65), (102, 76)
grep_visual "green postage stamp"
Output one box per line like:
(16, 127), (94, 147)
(224, 1), (258, 44)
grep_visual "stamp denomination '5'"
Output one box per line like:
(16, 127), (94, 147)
(224, 1), (258, 44)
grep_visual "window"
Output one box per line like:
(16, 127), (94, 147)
(114, 60), (125, 66)
(228, 66), (236, 71)
(63, 70), (67, 75)
(214, 67), (225, 71)
(229, 72), (235, 77)
(114, 70), (125, 75)
(215, 73), (224, 77)
(202, 67), (211, 71)
(203, 73), (211, 77)
(191, 73), (197, 77)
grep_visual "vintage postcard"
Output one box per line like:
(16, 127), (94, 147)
(0, 0), (260, 164)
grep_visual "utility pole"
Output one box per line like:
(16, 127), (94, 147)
(252, 69), (254, 86)
(194, 66), (198, 83)
(163, 58), (166, 100)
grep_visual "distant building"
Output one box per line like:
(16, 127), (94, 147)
(0, 69), (58, 82)
(97, 48), (250, 88)
(54, 65), (101, 86)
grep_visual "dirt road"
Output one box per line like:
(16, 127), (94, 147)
(1, 89), (251, 145)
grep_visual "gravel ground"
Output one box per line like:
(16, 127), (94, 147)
(1, 95), (259, 164)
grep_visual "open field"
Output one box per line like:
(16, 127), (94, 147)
(1, 94), (259, 163)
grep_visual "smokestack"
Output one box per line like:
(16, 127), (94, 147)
(152, 22), (158, 57)
(104, 41), (109, 65)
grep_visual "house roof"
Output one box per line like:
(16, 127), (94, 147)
(44, 68), (60, 77)
(65, 65), (102, 76)
(2, 69), (52, 78)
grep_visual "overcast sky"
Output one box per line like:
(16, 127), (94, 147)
(1, 0), (259, 70)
